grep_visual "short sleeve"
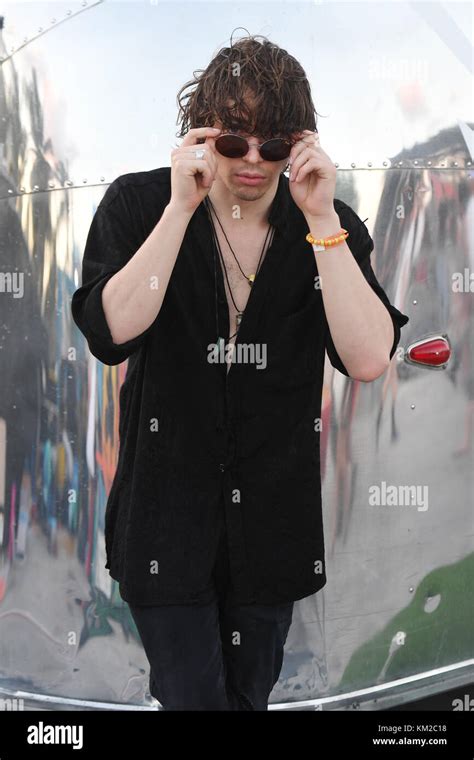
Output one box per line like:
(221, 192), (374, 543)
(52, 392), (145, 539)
(325, 201), (410, 377)
(71, 178), (154, 366)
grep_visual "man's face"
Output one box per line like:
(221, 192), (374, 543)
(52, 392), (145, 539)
(210, 120), (297, 201)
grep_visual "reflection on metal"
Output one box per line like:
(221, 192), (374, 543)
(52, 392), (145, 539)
(2, 658), (474, 711)
(0, 686), (159, 711)
(1, 160), (473, 200)
(271, 660), (474, 711)
(0, 3), (472, 710)
(0, 2), (103, 64)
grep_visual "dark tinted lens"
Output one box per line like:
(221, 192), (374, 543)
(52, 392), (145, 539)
(260, 139), (291, 161)
(215, 134), (248, 158)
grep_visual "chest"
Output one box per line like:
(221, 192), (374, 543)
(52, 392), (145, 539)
(213, 224), (275, 331)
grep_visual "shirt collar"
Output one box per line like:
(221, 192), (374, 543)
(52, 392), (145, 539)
(267, 171), (291, 232)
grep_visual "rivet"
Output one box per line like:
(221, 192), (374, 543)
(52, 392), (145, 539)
(440, 163), (445, 167)
(383, 161), (388, 167)
(409, 587), (414, 592)
(368, 162), (372, 167)
(20, 187), (25, 193)
(51, 19), (56, 24)
(100, 177), (105, 182)
(23, 37), (28, 43)
(67, 10), (72, 15)
(334, 163), (339, 168)
(413, 299), (417, 305)
(48, 182), (55, 188)
(66, 180), (73, 186)
(414, 160), (418, 166)
(8, 189), (13, 194)
(33, 185), (39, 191)
(38, 28), (43, 33)
(467, 161), (472, 166)
(83, 178), (88, 183)
(427, 161), (432, 166)
(410, 405), (415, 410)
(454, 162), (458, 167)
(351, 162), (356, 168)
(398, 161), (403, 167)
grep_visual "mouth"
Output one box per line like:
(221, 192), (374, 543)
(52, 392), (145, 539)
(235, 172), (266, 185)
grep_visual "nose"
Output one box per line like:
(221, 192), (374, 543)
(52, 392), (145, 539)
(244, 144), (263, 163)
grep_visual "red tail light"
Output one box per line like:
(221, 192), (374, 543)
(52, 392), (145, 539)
(406, 335), (451, 368)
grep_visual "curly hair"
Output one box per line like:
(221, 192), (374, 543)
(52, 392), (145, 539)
(176, 29), (320, 141)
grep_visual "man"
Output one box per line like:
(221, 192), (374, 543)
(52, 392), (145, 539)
(71, 34), (409, 710)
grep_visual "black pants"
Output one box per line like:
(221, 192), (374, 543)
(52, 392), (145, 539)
(129, 515), (294, 711)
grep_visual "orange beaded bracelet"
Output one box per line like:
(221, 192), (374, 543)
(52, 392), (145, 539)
(306, 228), (349, 251)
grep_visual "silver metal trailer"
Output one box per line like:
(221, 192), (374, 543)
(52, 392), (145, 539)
(0, 1), (472, 711)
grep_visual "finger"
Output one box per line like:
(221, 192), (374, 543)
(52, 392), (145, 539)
(200, 163), (214, 187)
(173, 145), (213, 167)
(203, 135), (219, 157)
(180, 127), (221, 147)
(179, 146), (218, 174)
(190, 160), (214, 188)
(293, 157), (325, 183)
(299, 130), (320, 149)
(179, 140), (217, 156)
(288, 135), (317, 167)
(200, 152), (218, 184)
(173, 156), (215, 187)
(289, 145), (318, 178)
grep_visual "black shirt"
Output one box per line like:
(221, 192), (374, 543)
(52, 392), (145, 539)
(71, 167), (409, 606)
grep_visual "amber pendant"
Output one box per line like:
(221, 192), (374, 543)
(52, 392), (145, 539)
(248, 274), (255, 286)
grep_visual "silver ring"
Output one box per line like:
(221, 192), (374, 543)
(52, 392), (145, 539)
(194, 149), (206, 159)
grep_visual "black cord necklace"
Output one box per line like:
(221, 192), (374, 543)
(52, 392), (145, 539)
(204, 196), (274, 339)
(206, 196), (270, 286)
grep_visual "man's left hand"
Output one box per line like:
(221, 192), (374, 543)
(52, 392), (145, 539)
(288, 130), (337, 218)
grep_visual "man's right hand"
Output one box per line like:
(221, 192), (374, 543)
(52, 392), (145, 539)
(169, 127), (221, 215)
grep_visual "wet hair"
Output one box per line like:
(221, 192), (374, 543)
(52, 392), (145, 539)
(176, 29), (320, 141)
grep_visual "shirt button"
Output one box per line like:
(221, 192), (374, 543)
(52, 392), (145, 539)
(219, 463), (226, 472)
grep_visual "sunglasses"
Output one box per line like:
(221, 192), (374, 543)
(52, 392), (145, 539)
(214, 132), (297, 162)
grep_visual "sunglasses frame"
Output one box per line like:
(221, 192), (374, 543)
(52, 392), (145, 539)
(214, 131), (299, 161)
